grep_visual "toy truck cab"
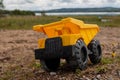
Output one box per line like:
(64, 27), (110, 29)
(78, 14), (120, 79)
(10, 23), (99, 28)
(33, 18), (102, 71)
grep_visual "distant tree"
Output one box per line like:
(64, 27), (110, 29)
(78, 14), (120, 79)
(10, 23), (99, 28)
(0, 0), (4, 17)
(0, 0), (4, 9)
(9, 9), (35, 16)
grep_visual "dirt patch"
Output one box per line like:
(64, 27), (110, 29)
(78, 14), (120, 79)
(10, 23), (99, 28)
(0, 27), (120, 80)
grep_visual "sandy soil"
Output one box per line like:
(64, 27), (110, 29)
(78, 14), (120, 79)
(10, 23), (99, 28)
(0, 27), (120, 80)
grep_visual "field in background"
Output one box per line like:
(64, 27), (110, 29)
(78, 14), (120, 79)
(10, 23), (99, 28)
(0, 15), (120, 79)
(0, 15), (120, 30)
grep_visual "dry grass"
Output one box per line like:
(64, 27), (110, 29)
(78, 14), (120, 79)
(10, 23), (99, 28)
(0, 15), (120, 30)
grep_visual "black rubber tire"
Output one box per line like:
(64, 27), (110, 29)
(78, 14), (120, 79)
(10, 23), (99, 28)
(66, 39), (88, 70)
(88, 40), (102, 64)
(40, 58), (60, 71)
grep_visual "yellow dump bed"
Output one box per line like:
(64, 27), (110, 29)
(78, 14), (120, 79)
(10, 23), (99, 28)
(33, 18), (99, 48)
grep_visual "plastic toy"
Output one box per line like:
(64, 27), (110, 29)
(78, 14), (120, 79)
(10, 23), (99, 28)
(33, 18), (102, 71)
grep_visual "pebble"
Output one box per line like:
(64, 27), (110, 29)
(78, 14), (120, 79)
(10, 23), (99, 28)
(82, 75), (90, 80)
(92, 78), (98, 80)
(75, 77), (83, 80)
(107, 76), (113, 80)
(34, 70), (45, 76)
(59, 77), (66, 80)
(92, 75), (101, 80)
(117, 70), (120, 77)
(85, 77), (90, 80)
(50, 72), (56, 76)
(83, 75), (86, 78)
(96, 74), (101, 79)
(79, 78), (84, 80)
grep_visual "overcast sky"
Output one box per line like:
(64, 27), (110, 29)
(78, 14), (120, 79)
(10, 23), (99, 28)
(3, 0), (120, 11)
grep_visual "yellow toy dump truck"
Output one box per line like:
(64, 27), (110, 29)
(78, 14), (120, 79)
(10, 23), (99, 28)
(33, 18), (102, 71)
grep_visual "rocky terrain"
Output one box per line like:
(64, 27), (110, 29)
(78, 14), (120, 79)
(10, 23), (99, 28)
(0, 27), (120, 80)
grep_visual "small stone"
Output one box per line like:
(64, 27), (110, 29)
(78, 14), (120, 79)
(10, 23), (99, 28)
(34, 70), (45, 76)
(96, 74), (101, 79)
(85, 77), (91, 80)
(75, 77), (83, 80)
(82, 75), (90, 80)
(92, 78), (98, 80)
(50, 72), (56, 76)
(107, 76), (113, 80)
(83, 75), (86, 78)
(59, 77), (66, 80)
(117, 70), (120, 77)
(79, 78), (84, 80)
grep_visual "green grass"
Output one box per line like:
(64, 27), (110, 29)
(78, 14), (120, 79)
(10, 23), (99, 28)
(101, 56), (120, 65)
(101, 57), (113, 65)
(0, 15), (120, 30)
(31, 62), (41, 69)
(96, 66), (108, 74)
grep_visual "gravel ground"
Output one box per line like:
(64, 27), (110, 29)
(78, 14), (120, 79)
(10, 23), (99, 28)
(0, 27), (120, 80)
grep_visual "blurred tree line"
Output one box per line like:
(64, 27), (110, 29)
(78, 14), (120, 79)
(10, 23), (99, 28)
(0, 9), (35, 16)
(0, 0), (35, 16)
(0, 0), (4, 9)
(0, 10), (35, 16)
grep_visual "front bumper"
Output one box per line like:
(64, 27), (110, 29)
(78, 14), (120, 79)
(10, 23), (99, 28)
(34, 37), (73, 59)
